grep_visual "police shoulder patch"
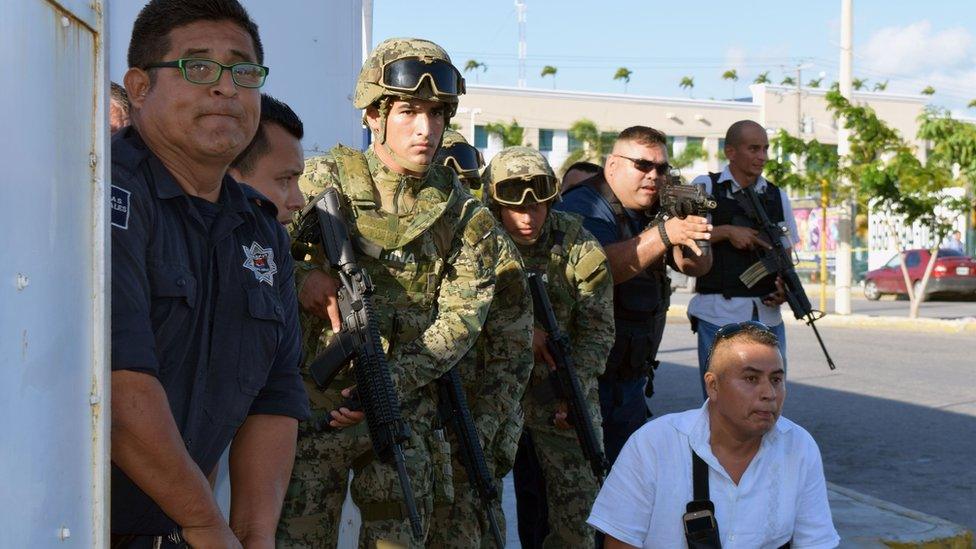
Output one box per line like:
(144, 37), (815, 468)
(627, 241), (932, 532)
(110, 185), (131, 229)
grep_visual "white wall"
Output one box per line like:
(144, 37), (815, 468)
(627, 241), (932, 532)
(0, 1), (109, 545)
(109, 0), (366, 153)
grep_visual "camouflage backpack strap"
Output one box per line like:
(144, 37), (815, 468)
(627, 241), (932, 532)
(329, 144), (376, 212)
(397, 164), (461, 246)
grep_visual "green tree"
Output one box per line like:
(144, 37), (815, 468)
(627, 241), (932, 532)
(484, 119), (524, 147)
(825, 91), (968, 317)
(463, 59), (487, 83)
(559, 118), (614, 173)
(670, 140), (709, 170)
(754, 71), (771, 84)
(873, 79), (889, 92)
(679, 76), (695, 97)
(722, 69), (739, 98)
(613, 67), (632, 93)
(921, 85), (936, 96)
(807, 77), (824, 88)
(540, 65), (558, 88)
(851, 77), (868, 91)
(968, 99), (976, 109)
(781, 76), (796, 86)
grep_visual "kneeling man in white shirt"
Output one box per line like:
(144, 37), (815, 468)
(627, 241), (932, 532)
(588, 321), (839, 548)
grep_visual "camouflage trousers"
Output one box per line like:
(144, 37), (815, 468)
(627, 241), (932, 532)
(276, 415), (439, 548)
(514, 418), (603, 548)
(427, 454), (506, 549)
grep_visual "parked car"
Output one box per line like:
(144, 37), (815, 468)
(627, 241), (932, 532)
(862, 248), (976, 300)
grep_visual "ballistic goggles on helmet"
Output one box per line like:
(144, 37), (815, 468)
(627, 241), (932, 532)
(492, 175), (559, 206)
(440, 142), (484, 176)
(381, 57), (466, 96)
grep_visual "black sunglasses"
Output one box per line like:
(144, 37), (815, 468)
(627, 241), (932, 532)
(613, 153), (670, 175)
(381, 57), (465, 96)
(707, 321), (779, 362)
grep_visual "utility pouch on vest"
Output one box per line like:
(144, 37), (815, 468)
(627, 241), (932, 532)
(430, 429), (455, 506)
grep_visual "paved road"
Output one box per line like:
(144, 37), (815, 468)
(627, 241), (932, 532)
(669, 287), (976, 320)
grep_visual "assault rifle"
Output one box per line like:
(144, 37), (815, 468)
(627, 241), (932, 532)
(659, 176), (717, 253)
(293, 187), (423, 539)
(736, 186), (837, 370)
(435, 367), (504, 549)
(527, 272), (610, 483)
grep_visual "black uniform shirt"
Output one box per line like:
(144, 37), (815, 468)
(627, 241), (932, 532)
(110, 128), (309, 535)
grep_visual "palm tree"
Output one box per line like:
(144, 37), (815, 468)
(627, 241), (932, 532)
(968, 99), (976, 109)
(873, 80), (889, 92)
(921, 85), (936, 96)
(463, 59), (487, 83)
(851, 77), (868, 91)
(679, 76), (694, 97)
(484, 119), (524, 147)
(780, 76), (796, 86)
(560, 118), (614, 172)
(807, 77), (824, 88)
(540, 65), (558, 89)
(754, 71), (771, 84)
(722, 69), (739, 98)
(613, 67), (633, 93)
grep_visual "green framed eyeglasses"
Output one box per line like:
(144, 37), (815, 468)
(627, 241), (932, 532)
(145, 58), (269, 88)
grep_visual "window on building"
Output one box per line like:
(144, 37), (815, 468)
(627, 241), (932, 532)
(539, 129), (553, 151)
(568, 133), (582, 152)
(474, 125), (488, 148)
(718, 138), (727, 161)
(666, 135), (675, 157)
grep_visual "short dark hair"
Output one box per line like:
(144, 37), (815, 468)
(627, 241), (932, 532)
(616, 125), (667, 148)
(127, 0), (264, 70)
(707, 323), (780, 373)
(564, 161), (602, 176)
(231, 94), (304, 175)
(110, 82), (130, 114)
(725, 120), (765, 148)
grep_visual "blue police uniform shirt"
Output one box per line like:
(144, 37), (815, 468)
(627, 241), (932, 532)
(557, 181), (648, 247)
(110, 128), (309, 535)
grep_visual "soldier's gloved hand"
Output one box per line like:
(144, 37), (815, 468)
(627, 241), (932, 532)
(532, 328), (556, 371)
(182, 521), (243, 549)
(328, 386), (365, 429)
(724, 225), (771, 252)
(662, 216), (712, 256)
(552, 401), (572, 431)
(298, 269), (342, 332)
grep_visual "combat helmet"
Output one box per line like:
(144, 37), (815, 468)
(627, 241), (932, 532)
(355, 38), (465, 174)
(435, 129), (485, 189)
(483, 146), (560, 209)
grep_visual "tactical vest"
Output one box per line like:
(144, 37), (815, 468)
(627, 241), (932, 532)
(575, 174), (668, 323)
(695, 173), (785, 298)
(518, 210), (587, 334)
(328, 144), (482, 355)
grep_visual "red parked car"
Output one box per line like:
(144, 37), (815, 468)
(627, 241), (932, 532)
(863, 248), (976, 300)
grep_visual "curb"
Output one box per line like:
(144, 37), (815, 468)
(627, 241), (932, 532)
(666, 305), (976, 334)
(827, 483), (974, 548)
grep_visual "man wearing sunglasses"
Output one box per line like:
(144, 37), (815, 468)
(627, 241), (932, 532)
(110, 1), (308, 548)
(278, 38), (497, 548)
(688, 120), (800, 398)
(427, 129), (534, 548)
(588, 322), (838, 548)
(557, 126), (713, 470)
(483, 147), (615, 548)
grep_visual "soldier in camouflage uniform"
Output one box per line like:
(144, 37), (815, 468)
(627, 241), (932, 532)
(428, 132), (534, 548)
(276, 38), (498, 549)
(484, 147), (616, 548)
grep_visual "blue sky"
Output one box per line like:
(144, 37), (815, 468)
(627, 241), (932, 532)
(373, 0), (976, 111)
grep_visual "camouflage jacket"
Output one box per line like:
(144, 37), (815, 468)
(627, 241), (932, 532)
(515, 210), (615, 429)
(293, 145), (497, 428)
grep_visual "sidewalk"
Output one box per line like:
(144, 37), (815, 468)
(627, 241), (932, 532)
(828, 483), (973, 548)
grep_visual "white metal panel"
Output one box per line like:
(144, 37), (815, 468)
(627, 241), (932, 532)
(108, 0), (366, 153)
(0, 0), (108, 547)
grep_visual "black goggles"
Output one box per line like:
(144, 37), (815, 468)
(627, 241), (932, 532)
(707, 321), (779, 360)
(381, 57), (466, 96)
(440, 143), (484, 175)
(613, 154), (671, 175)
(493, 175), (559, 206)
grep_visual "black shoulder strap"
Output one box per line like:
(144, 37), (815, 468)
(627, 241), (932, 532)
(692, 450), (711, 502)
(584, 174), (635, 239)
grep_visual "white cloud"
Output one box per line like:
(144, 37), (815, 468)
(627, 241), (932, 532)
(862, 21), (972, 74)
